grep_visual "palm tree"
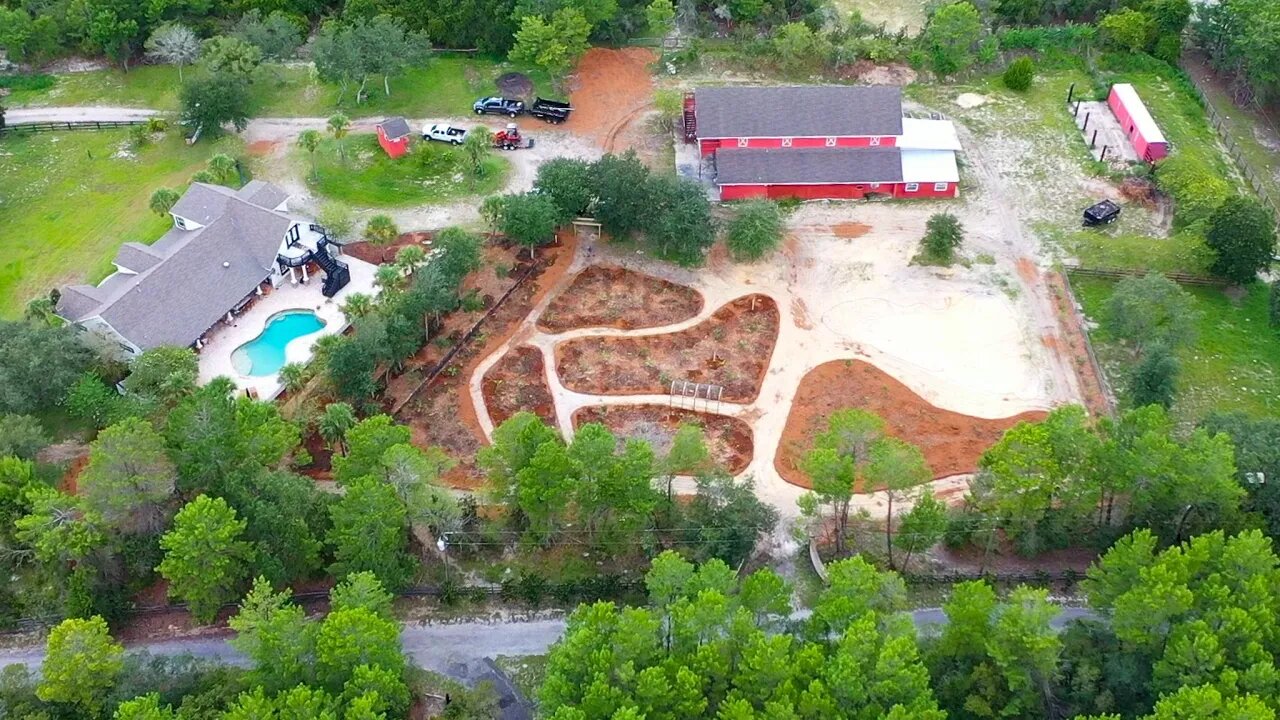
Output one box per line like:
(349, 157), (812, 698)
(374, 264), (403, 294)
(327, 113), (350, 162)
(279, 362), (310, 393)
(297, 129), (322, 178)
(394, 245), (425, 273)
(207, 153), (238, 186)
(319, 402), (357, 454)
(149, 187), (181, 217)
(363, 214), (399, 245)
(462, 125), (493, 177)
(339, 292), (375, 322)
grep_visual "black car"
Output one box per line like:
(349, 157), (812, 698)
(473, 96), (525, 117)
(1082, 199), (1121, 227)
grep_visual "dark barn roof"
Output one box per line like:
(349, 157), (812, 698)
(715, 147), (904, 185)
(378, 117), (412, 139)
(695, 86), (904, 139)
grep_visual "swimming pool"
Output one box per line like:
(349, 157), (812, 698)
(230, 310), (326, 377)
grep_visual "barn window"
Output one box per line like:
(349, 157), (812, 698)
(870, 183), (880, 189)
(738, 138), (749, 147)
(869, 136), (881, 146)
(825, 137), (837, 147)
(781, 138), (792, 147)
(933, 182), (949, 192)
(905, 183), (919, 192)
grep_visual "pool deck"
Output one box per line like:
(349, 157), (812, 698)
(197, 254), (380, 399)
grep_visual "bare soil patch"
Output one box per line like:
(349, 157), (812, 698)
(564, 47), (657, 152)
(482, 345), (557, 427)
(496, 72), (534, 98)
(345, 231), (431, 265)
(395, 234), (579, 489)
(556, 294), (780, 403)
(1045, 271), (1113, 417)
(538, 265), (703, 333)
(831, 222), (871, 239)
(573, 404), (753, 474)
(775, 359), (1047, 490)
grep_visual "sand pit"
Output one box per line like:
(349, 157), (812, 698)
(556, 294), (780, 403)
(573, 404), (753, 474)
(955, 93), (988, 109)
(564, 47), (657, 152)
(482, 345), (557, 427)
(539, 266), (704, 333)
(775, 359), (1047, 490)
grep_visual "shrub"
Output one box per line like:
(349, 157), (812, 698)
(1155, 153), (1230, 229)
(1126, 342), (1179, 409)
(1205, 195), (1277, 284)
(1002, 57), (1035, 91)
(364, 214), (399, 245)
(920, 212), (965, 264)
(1270, 281), (1280, 329)
(726, 200), (784, 262)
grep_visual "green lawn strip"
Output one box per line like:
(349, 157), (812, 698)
(8, 56), (552, 118)
(1045, 225), (1215, 275)
(1181, 65), (1280, 204)
(1073, 276), (1280, 423)
(305, 133), (508, 207)
(4, 65), (182, 110)
(0, 129), (242, 318)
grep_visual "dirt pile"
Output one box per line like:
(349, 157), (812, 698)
(775, 359), (1047, 490)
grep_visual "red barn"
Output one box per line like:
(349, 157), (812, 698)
(1108, 83), (1168, 163)
(691, 86), (962, 201)
(376, 117), (412, 159)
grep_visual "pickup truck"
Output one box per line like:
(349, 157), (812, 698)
(422, 123), (468, 145)
(530, 97), (572, 124)
(473, 96), (525, 117)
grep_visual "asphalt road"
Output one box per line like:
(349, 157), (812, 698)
(0, 608), (1098, 676)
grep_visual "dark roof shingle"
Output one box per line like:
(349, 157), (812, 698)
(379, 117), (412, 139)
(696, 86), (903, 139)
(715, 147), (903, 185)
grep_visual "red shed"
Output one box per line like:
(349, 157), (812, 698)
(1108, 83), (1168, 162)
(376, 117), (412, 159)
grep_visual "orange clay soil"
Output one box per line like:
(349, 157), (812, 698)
(482, 345), (557, 428)
(563, 47), (657, 151)
(1044, 270), (1113, 418)
(572, 404), (754, 474)
(538, 265), (704, 333)
(775, 359), (1048, 490)
(397, 233), (579, 490)
(556, 294), (780, 404)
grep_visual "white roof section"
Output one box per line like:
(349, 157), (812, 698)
(900, 149), (959, 183)
(897, 118), (962, 150)
(1111, 83), (1166, 144)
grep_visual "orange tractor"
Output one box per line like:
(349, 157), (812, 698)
(493, 123), (534, 150)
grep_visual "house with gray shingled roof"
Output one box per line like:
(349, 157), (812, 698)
(57, 180), (349, 357)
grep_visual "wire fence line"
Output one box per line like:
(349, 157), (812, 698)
(1183, 73), (1280, 227)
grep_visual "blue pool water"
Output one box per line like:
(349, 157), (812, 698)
(231, 310), (326, 377)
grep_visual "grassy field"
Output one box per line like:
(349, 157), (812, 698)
(7, 56), (553, 118)
(0, 128), (242, 318)
(1073, 276), (1280, 422)
(305, 134), (508, 207)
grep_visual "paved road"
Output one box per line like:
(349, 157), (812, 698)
(4, 106), (162, 124)
(0, 608), (1099, 674)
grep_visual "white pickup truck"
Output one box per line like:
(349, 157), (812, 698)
(422, 123), (468, 145)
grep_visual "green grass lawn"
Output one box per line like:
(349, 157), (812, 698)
(0, 128), (243, 318)
(305, 133), (508, 207)
(1073, 276), (1280, 423)
(7, 56), (552, 118)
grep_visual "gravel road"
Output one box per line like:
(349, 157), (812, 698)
(0, 608), (1098, 675)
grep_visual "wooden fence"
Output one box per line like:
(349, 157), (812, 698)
(1063, 263), (1226, 286)
(1182, 72), (1280, 227)
(0, 119), (148, 136)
